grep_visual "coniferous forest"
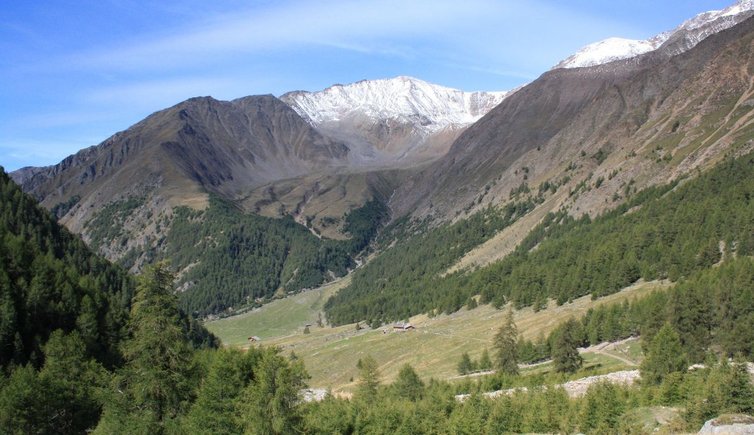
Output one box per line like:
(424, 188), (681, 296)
(326, 152), (754, 325)
(132, 195), (387, 317)
(5, 150), (754, 433)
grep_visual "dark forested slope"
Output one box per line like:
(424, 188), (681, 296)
(165, 195), (386, 317)
(326, 150), (754, 325)
(0, 168), (134, 369)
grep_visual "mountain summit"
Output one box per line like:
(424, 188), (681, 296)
(554, 0), (754, 69)
(281, 76), (510, 166)
(282, 76), (507, 129)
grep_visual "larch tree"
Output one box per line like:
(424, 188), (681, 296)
(493, 308), (519, 375)
(640, 323), (686, 385)
(238, 348), (308, 435)
(457, 352), (474, 375)
(553, 318), (583, 374)
(393, 364), (425, 401)
(95, 262), (194, 434)
(478, 348), (493, 371)
(356, 355), (381, 402)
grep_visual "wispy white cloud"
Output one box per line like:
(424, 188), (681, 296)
(71, 0), (476, 70)
(1, 0), (656, 171)
(67, 0), (640, 74)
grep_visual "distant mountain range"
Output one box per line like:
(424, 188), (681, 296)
(11, 0), (754, 317)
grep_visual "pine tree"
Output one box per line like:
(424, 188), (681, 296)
(238, 348), (308, 435)
(183, 349), (249, 434)
(356, 355), (381, 402)
(457, 352), (474, 375)
(0, 365), (47, 433)
(553, 318), (583, 373)
(640, 323), (686, 385)
(95, 262), (194, 434)
(579, 382), (624, 433)
(493, 308), (519, 375)
(38, 330), (108, 434)
(685, 357), (753, 426)
(393, 364), (424, 401)
(727, 356), (754, 415)
(479, 349), (493, 371)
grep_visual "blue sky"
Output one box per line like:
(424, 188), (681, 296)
(0, 0), (733, 171)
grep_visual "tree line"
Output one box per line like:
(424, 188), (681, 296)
(518, 256), (754, 365)
(325, 199), (539, 326)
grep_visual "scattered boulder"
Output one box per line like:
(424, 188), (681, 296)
(699, 414), (754, 434)
(562, 370), (640, 397)
(455, 369), (640, 402)
(301, 388), (329, 403)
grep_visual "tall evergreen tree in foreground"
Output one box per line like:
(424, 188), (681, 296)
(494, 308), (519, 375)
(238, 348), (308, 435)
(95, 263), (195, 434)
(183, 349), (253, 435)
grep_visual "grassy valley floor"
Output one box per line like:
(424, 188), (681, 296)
(206, 279), (669, 393)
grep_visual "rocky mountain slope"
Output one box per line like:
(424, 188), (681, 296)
(555, 0), (754, 69)
(11, 2), (754, 318)
(9, 77), (507, 314)
(12, 95), (352, 264)
(281, 76), (509, 167)
(17, 94), (349, 218)
(392, 14), (754, 239)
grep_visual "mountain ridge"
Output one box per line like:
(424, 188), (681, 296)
(554, 0), (754, 69)
(391, 12), (754, 243)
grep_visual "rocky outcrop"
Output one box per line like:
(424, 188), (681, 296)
(699, 414), (754, 434)
(455, 369), (640, 401)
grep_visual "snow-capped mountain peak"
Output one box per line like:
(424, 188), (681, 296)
(280, 76), (510, 132)
(553, 37), (664, 70)
(554, 0), (754, 69)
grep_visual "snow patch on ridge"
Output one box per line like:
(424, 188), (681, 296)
(554, 36), (666, 70)
(554, 0), (754, 69)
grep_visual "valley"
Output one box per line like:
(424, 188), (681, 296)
(5, 1), (754, 433)
(208, 279), (667, 392)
